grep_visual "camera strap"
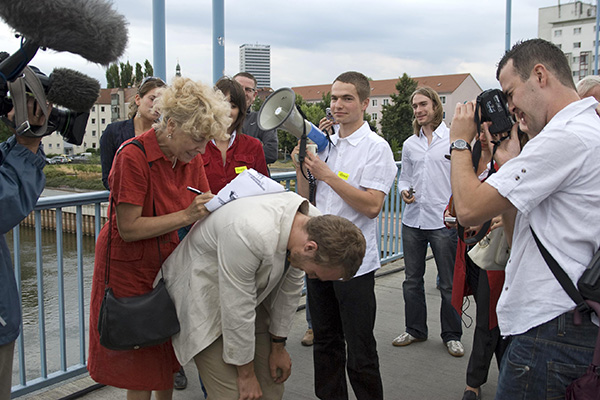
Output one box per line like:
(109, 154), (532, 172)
(7, 66), (50, 136)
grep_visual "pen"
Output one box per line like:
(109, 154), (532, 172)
(187, 186), (204, 195)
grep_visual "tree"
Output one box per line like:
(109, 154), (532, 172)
(105, 63), (120, 88)
(144, 59), (154, 78)
(252, 95), (263, 112)
(380, 73), (418, 149)
(119, 61), (134, 88)
(0, 122), (12, 143)
(278, 129), (297, 160)
(135, 62), (144, 86)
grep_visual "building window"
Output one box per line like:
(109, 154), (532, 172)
(92, 143), (97, 148)
(383, 99), (389, 106)
(57, 143), (60, 148)
(574, 42), (581, 49)
(48, 143), (52, 148)
(372, 99), (377, 106)
(574, 27), (582, 35)
(101, 106), (105, 112)
(440, 96), (446, 104)
(92, 106), (95, 112)
(92, 130), (96, 137)
(84, 142), (87, 148)
(91, 118), (96, 124)
(443, 111), (446, 119)
(554, 29), (562, 37)
(573, 56), (580, 64)
(371, 113), (377, 120)
(557, 44), (562, 50)
(101, 118), (106, 124)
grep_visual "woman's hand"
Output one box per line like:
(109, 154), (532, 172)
(184, 192), (213, 224)
(490, 215), (504, 231)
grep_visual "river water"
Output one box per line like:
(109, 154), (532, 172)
(7, 188), (99, 387)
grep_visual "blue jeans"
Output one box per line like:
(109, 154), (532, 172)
(495, 311), (597, 400)
(402, 224), (461, 342)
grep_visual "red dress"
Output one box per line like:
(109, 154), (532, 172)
(202, 132), (269, 193)
(88, 129), (210, 390)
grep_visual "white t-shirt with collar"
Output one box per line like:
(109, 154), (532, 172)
(315, 121), (397, 278)
(398, 121), (452, 230)
(485, 97), (600, 335)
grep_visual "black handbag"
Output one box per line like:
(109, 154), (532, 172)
(97, 139), (180, 351)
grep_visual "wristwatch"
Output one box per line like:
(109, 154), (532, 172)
(449, 139), (471, 153)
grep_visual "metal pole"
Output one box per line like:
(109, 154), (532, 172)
(213, 0), (225, 84)
(506, 0), (512, 52)
(152, 0), (167, 81)
(594, 0), (600, 75)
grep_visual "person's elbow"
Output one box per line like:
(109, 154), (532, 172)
(364, 204), (382, 219)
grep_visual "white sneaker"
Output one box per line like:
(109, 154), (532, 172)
(446, 340), (465, 357)
(392, 332), (426, 347)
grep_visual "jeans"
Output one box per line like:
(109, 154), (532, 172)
(495, 311), (597, 400)
(308, 271), (383, 400)
(402, 224), (461, 342)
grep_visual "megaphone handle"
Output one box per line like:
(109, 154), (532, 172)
(298, 133), (307, 162)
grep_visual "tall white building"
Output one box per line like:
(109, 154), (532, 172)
(239, 44), (271, 88)
(539, 1), (597, 82)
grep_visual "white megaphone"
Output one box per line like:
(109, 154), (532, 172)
(257, 87), (330, 153)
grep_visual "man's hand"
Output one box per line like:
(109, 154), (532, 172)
(490, 123), (522, 167)
(236, 362), (262, 400)
(318, 117), (336, 133)
(269, 341), (292, 384)
(401, 189), (415, 204)
(302, 152), (335, 182)
(450, 101), (478, 143)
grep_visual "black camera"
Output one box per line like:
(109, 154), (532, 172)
(475, 89), (514, 135)
(0, 56), (89, 146)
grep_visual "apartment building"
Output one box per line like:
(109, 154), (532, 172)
(239, 43), (271, 88)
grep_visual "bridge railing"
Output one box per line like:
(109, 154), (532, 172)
(9, 164), (402, 397)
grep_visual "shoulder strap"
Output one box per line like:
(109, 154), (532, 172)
(530, 226), (591, 314)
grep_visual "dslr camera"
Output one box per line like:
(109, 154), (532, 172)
(475, 88), (514, 135)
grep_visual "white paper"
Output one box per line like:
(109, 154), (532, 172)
(205, 168), (285, 212)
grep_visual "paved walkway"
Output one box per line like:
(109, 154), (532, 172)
(23, 253), (499, 400)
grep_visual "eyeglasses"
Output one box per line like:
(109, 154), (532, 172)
(140, 76), (165, 88)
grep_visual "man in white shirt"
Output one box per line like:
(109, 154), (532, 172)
(294, 71), (397, 400)
(393, 87), (463, 357)
(450, 38), (600, 399)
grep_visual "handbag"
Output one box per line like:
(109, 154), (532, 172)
(97, 139), (180, 351)
(531, 227), (600, 399)
(467, 227), (510, 271)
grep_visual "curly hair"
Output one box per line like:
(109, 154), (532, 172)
(305, 214), (366, 281)
(215, 77), (247, 135)
(153, 77), (231, 141)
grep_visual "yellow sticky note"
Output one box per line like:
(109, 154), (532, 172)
(235, 166), (248, 174)
(337, 171), (349, 180)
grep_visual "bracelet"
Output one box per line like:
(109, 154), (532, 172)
(271, 337), (287, 343)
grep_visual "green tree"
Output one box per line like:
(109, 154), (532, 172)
(105, 63), (120, 88)
(380, 73), (418, 149)
(0, 122), (12, 143)
(301, 103), (325, 126)
(278, 129), (297, 160)
(364, 112), (377, 133)
(144, 59), (154, 77)
(135, 62), (144, 86)
(119, 61), (134, 88)
(252, 95), (263, 112)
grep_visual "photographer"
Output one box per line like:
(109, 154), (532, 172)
(0, 96), (49, 400)
(449, 39), (600, 398)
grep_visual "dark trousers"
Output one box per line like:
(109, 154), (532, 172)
(402, 224), (461, 342)
(307, 271), (383, 400)
(464, 256), (508, 388)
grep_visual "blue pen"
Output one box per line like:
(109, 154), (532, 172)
(187, 186), (204, 195)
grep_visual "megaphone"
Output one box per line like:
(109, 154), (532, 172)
(257, 87), (329, 153)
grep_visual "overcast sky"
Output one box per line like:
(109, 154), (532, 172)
(0, 0), (561, 93)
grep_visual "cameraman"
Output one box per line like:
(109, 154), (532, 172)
(0, 96), (48, 400)
(449, 39), (600, 398)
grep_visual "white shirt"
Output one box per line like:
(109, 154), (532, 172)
(486, 97), (600, 335)
(398, 122), (452, 230)
(315, 121), (397, 277)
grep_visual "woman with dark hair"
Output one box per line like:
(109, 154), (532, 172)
(100, 77), (167, 189)
(202, 77), (268, 193)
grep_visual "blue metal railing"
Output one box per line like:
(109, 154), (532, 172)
(10, 165), (402, 397)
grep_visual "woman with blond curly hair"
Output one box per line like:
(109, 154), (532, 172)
(88, 77), (232, 400)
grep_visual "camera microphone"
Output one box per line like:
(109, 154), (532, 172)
(45, 68), (100, 112)
(0, 0), (128, 65)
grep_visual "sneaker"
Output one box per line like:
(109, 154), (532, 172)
(174, 367), (187, 390)
(392, 332), (427, 347)
(301, 329), (314, 346)
(462, 388), (481, 400)
(446, 340), (465, 357)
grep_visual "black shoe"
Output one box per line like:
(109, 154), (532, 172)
(462, 388), (481, 400)
(174, 368), (188, 390)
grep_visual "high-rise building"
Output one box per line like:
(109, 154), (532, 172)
(239, 44), (271, 88)
(539, 1), (597, 82)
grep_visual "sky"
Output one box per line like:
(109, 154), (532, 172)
(0, 0), (562, 93)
